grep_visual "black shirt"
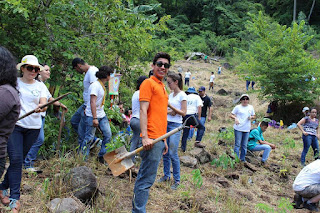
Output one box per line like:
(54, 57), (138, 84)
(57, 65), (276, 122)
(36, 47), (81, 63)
(200, 95), (212, 117)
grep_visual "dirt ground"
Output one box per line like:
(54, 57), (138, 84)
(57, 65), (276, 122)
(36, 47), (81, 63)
(17, 59), (314, 212)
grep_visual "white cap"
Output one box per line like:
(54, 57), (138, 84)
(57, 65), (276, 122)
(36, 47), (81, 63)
(302, 107), (310, 113)
(16, 55), (44, 71)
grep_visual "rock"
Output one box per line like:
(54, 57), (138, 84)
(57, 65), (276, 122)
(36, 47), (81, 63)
(234, 92), (241, 96)
(48, 198), (82, 213)
(217, 178), (230, 188)
(217, 89), (229, 96)
(224, 173), (239, 180)
(180, 156), (197, 168)
(189, 148), (212, 164)
(22, 184), (32, 193)
(218, 127), (227, 133)
(69, 166), (98, 203)
(223, 63), (231, 69)
(233, 97), (241, 104)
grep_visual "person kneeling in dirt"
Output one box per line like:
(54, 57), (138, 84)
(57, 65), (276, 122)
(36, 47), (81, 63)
(247, 121), (275, 165)
(292, 159), (320, 211)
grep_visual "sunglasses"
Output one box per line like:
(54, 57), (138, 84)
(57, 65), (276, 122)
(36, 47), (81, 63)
(241, 97), (249, 100)
(155, 61), (170, 69)
(25, 65), (40, 73)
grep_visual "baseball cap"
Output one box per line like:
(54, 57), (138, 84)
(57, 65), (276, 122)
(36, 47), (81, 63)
(198, 86), (205, 92)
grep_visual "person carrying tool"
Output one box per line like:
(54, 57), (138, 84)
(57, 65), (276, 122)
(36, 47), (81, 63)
(132, 52), (169, 213)
(0, 55), (48, 212)
(24, 64), (67, 172)
(81, 66), (113, 163)
(71, 58), (100, 151)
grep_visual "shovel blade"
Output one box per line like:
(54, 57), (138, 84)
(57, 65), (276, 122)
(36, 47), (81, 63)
(104, 146), (134, 176)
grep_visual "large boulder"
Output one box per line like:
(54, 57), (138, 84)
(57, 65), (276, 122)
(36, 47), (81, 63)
(68, 166), (98, 203)
(180, 156), (197, 168)
(217, 89), (229, 96)
(189, 148), (212, 164)
(48, 198), (83, 213)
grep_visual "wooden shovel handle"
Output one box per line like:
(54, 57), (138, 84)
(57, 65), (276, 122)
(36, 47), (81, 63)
(18, 92), (71, 120)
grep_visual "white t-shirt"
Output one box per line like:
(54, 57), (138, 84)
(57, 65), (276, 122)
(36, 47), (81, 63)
(85, 81), (106, 118)
(39, 81), (52, 117)
(167, 91), (187, 123)
(293, 160), (320, 191)
(210, 74), (215, 82)
(83, 66), (98, 106)
(232, 104), (255, 132)
(186, 94), (203, 115)
(185, 71), (191, 79)
(16, 78), (48, 129)
(132, 90), (140, 119)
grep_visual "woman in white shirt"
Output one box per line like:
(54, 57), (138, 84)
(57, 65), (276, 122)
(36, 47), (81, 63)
(230, 94), (256, 162)
(158, 72), (187, 190)
(82, 66), (113, 163)
(0, 55), (47, 212)
(129, 76), (147, 162)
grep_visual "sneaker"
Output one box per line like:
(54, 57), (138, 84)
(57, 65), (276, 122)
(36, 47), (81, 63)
(293, 193), (303, 209)
(0, 189), (9, 205)
(9, 198), (20, 213)
(171, 182), (180, 190)
(90, 138), (101, 150)
(157, 176), (170, 183)
(194, 142), (206, 148)
(303, 202), (319, 212)
(25, 167), (42, 174)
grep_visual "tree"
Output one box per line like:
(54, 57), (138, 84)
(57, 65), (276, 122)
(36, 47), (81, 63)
(237, 12), (320, 105)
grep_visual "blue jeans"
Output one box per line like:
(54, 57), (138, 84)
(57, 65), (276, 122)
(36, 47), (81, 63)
(181, 115), (205, 152)
(132, 140), (165, 213)
(24, 116), (45, 168)
(0, 126), (40, 199)
(81, 116), (112, 157)
(234, 129), (249, 161)
(185, 78), (189, 86)
(301, 134), (319, 164)
(163, 122), (181, 183)
(250, 144), (272, 162)
(130, 117), (141, 162)
(71, 104), (87, 147)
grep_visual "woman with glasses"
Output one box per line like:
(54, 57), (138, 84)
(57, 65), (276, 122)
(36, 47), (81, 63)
(0, 55), (47, 212)
(158, 72), (187, 190)
(24, 64), (67, 171)
(230, 94), (256, 162)
(297, 108), (319, 166)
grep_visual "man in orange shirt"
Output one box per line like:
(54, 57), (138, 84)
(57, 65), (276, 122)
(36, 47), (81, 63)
(132, 52), (170, 213)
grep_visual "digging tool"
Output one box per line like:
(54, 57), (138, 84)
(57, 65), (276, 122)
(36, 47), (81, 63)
(104, 115), (199, 176)
(56, 108), (67, 153)
(18, 92), (71, 120)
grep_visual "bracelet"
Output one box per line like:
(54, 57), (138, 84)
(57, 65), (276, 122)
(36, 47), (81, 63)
(93, 118), (98, 120)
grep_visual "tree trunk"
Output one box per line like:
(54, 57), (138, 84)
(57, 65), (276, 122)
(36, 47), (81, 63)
(293, 0), (297, 22)
(308, 0), (316, 22)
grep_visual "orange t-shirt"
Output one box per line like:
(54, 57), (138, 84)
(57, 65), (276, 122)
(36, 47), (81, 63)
(139, 76), (168, 139)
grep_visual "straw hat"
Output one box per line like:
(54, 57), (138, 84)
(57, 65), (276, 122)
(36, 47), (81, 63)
(16, 55), (44, 71)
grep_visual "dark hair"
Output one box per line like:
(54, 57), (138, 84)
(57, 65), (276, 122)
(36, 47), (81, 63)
(152, 52), (171, 65)
(211, 72), (214, 74)
(96, 65), (113, 79)
(260, 121), (269, 127)
(310, 107), (317, 112)
(136, 75), (148, 90)
(167, 72), (183, 90)
(0, 46), (17, 88)
(72, 58), (85, 68)
(125, 108), (132, 116)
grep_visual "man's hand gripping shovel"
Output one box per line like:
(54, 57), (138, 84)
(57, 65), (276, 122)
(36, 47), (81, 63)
(104, 115), (199, 176)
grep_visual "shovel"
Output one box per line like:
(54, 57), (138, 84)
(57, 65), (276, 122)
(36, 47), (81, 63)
(104, 115), (199, 176)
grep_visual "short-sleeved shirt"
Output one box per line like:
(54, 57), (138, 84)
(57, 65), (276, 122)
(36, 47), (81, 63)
(39, 81), (52, 117)
(210, 75), (215, 82)
(293, 160), (320, 191)
(185, 72), (191, 79)
(232, 104), (255, 132)
(167, 91), (187, 124)
(132, 90), (140, 119)
(16, 78), (47, 129)
(83, 66), (98, 106)
(139, 76), (168, 139)
(186, 94), (203, 115)
(303, 116), (319, 136)
(85, 81), (106, 118)
(247, 126), (265, 150)
(200, 95), (212, 117)
(0, 84), (20, 158)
